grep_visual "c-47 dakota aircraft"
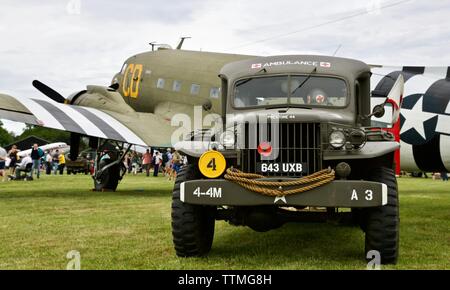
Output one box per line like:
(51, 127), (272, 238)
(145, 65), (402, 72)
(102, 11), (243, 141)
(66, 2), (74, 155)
(1, 40), (450, 263)
(0, 44), (252, 190)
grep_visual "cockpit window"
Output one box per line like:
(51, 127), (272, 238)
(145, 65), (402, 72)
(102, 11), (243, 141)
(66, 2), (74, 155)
(120, 63), (127, 74)
(234, 75), (348, 108)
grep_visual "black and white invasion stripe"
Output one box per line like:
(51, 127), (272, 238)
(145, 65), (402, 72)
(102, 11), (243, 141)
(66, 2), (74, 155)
(7, 96), (147, 147)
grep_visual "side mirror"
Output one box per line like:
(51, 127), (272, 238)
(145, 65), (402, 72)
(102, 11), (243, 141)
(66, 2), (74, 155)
(370, 75), (404, 125)
(371, 104), (385, 118)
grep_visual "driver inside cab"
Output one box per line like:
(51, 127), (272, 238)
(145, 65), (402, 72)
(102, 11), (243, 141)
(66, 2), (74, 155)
(305, 89), (328, 105)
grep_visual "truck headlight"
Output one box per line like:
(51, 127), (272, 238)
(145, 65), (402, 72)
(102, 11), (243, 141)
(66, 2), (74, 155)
(329, 130), (346, 149)
(219, 130), (235, 148)
(349, 129), (366, 149)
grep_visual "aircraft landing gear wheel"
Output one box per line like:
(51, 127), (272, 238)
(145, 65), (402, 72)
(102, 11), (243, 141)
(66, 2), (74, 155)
(94, 162), (120, 191)
(171, 164), (216, 257)
(362, 166), (399, 264)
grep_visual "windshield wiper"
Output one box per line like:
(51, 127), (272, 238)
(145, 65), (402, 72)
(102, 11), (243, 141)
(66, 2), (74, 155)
(265, 104), (312, 111)
(279, 67), (318, 112)
(291, 67), (317, 95)
(236, 78), (253, 87)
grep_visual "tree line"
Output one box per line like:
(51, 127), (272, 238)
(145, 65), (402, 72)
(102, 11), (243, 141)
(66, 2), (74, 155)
(0, 121), (71, 147)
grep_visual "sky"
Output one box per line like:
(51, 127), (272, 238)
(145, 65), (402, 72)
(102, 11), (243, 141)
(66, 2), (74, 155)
(1, 0), (450, 134)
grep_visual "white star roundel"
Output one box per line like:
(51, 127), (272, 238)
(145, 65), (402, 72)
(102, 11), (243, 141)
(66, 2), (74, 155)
(400, 95), (436, 140)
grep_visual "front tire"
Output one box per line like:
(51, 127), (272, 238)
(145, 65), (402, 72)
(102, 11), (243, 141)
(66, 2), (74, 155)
(362, 166), (399, 264)
(171, 164), (216, 257)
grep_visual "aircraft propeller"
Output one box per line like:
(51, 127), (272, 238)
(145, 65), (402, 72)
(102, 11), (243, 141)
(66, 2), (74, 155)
(32, 80), (66, 103)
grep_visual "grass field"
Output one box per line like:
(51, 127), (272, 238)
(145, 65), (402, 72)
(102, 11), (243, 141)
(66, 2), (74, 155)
(0, 173), (449, 270)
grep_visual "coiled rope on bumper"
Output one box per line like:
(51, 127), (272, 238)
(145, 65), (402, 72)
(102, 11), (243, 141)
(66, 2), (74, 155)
(224, 167), (335, 197)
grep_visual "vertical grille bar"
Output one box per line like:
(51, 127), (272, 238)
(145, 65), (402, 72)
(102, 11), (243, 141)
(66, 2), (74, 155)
(306, 123), (310, 173)
(293, 123), (297, 177)
(312, 123), (315, 173)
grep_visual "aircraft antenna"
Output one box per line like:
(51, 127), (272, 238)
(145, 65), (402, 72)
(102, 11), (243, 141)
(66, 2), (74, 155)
(149, 42), (156, 51)
(177, 37), (191, 50)
(332, 44), (342, 56)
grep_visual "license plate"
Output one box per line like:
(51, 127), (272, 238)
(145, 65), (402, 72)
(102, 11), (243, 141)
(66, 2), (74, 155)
(256, 162), (307, 174)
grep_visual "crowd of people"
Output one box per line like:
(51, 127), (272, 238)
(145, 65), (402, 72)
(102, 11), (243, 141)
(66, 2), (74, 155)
(401, 171), (449, 181)
(123, 148), (187, 179)
(0, 143), (68, 181)
(0, 144), (187, 181)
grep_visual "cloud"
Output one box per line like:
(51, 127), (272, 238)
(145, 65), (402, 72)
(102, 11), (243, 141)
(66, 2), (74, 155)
(1, 0), (450, 134)
(82, 0), (204, 24)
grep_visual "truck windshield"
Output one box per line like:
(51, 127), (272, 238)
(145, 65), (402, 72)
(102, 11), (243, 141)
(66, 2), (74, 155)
(233, 75), (348, 108)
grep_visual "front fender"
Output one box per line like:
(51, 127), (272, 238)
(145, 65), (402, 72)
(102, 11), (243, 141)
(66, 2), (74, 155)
(323, 141), (399, 160)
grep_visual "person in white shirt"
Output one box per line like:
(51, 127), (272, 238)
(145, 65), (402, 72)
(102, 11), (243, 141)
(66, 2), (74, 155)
(164, 149), (173, 177)
(153, 151), (163, 177)
(14, 154), (32, 179)
(45, 152), (53, 175)
(0, 146), (6, 181)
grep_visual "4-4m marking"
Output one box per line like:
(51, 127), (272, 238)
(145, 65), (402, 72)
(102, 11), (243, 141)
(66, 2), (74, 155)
(193, 187), (222, 198)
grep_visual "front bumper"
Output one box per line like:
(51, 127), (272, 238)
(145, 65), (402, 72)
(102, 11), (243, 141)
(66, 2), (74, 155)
(180, 179), (387, 207)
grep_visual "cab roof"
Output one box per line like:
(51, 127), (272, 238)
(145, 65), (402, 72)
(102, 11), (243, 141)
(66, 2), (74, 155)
(219, 55), (370, 81)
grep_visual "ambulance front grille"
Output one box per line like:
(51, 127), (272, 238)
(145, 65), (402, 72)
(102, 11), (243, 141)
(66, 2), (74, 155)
(240, 122), (322, 177)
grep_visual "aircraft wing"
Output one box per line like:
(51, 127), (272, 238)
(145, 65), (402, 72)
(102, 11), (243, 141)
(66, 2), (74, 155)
(0, 93), (174, 147)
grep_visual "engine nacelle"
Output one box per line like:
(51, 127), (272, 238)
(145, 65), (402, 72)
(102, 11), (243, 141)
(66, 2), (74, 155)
(66, 85), (135, 114)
